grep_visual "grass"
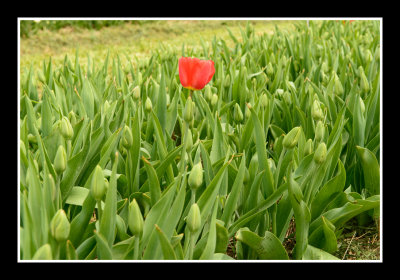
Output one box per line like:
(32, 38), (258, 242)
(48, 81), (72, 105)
(333, 218), (380, 260)
(19, 19), (297, 74)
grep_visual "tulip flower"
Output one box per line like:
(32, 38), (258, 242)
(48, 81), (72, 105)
(179, 57), (215, 91)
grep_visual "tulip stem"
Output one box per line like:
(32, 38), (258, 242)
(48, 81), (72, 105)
(189, 89), (193, 99)
(133, 235), (140, 260)
(96, 200), (102, 223)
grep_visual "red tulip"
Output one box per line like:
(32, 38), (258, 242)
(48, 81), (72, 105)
(179, 57), (215, 91)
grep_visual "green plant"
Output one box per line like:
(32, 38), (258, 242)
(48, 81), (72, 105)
(19, 20), (380, 260)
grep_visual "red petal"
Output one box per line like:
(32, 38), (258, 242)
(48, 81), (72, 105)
(179, 57), (215, 90)
(191, 60), (215, 90)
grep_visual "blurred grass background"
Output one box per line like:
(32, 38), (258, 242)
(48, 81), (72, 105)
(19, 19), (297, 73)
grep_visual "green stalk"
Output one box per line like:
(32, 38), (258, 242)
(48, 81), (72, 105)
(133, 235), (140, 260)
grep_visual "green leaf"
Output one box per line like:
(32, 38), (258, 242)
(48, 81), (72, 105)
(356, 146), (380, 196)
(221, 153), (246, 227)
(235, 228), (289, 260)
(155, 224), (177, 260)
(94, 231), (113, 260)
(302, 244), (340, 260)
(99, 152), (119, 247)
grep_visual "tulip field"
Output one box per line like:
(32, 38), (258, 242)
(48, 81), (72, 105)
(19, 19), (381, 261)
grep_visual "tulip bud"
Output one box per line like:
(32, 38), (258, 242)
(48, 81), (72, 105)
(288, 174), (304, 205)
(334, 73), (344, 96)
(122, 125), (133, 149)
(183, 96), (194, 123)
(188, 162), (203, 191)
(266, 62), (274, 76)
(137, 72), (143, 86)
(245, 104), (251, 119)
(211, 93), (218, 107)
(365, 49), (373, 63)
(260, 93), (268, 108)
(54, 145), (67, 175)
(68, 111), (77, 127)
(145, 97), (152, 113)
(276, 88), (284, 96)
(304, 139), (314, 156)
(133, 85), (140, 101)
(283, 91), (291, 105)
(311, 100), (324, 121)
(233, 103), (243, 123)
(166, 93), (171, 107)
(204, 85), (212, 102)
(28, 133), (37, 144)
(224, 74), (231, 88)
(184, 129), (193, 153)
(313, 142), (327, 164)
(32, 244), (53, 260)
(359, 66), (370, 94)
(186, 203), (201, 233)
(50, 209), (70, 242)
(128, 199), (144, 237)
(283, 127), (302, 149)
(91, 165), (106, 201)
(315, 121), (325, 142)
(359, 96), (365, 114)
(20, 140), (26, 160)
(60, 116), (74, 140)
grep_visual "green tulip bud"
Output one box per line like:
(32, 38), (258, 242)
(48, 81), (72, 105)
(204, 85), (212, 102)
(188, 162), (203, 191)
(283, 127), (302, 149)
(334, 73), (344, 96)
(211, 93), (218, 107)
(68, 111), (77, 127)
(313, 142), (327, 164)
(32, 244), (53, 260)
(276, 88), (284, 96)
(133, 86), (140, 101)
(315, 121), (325, 142)
(137, 72), (143, 86)
(184, 96), (194, 123)
(145, 97), (152, 113)
(359, 66), (370, 94)
(365, 49), (373, 63)
(283, 91), (291, 105)
(233, 103), (243, 123)
(28, 133), (37, 144)
(359, 96), (365, 114)
(20, 140), (26, 160)
(50, 209), (70, 242)
(185, 129), (193, 153)
(122, 125), (133, 149)
(60, 116), (74, 140)
(186, 203), (201, 233)
(166, 93), (170, 107)
(260, 93), (269, 108)
(103, 100), (110, 113)
(224, 74), (231, 88)
(311, 100), (324, 121)
(54, 145), (67, 175)
(91, 165), (106, 201)
(266, 62), (274, 76)
(288, 174), (304, 205)
(245, 104), (251, 119)
(304, 139), (314, 156)
(128, 199), (144, 237)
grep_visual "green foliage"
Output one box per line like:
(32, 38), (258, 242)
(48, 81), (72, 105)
(19, 20), (380, 260)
